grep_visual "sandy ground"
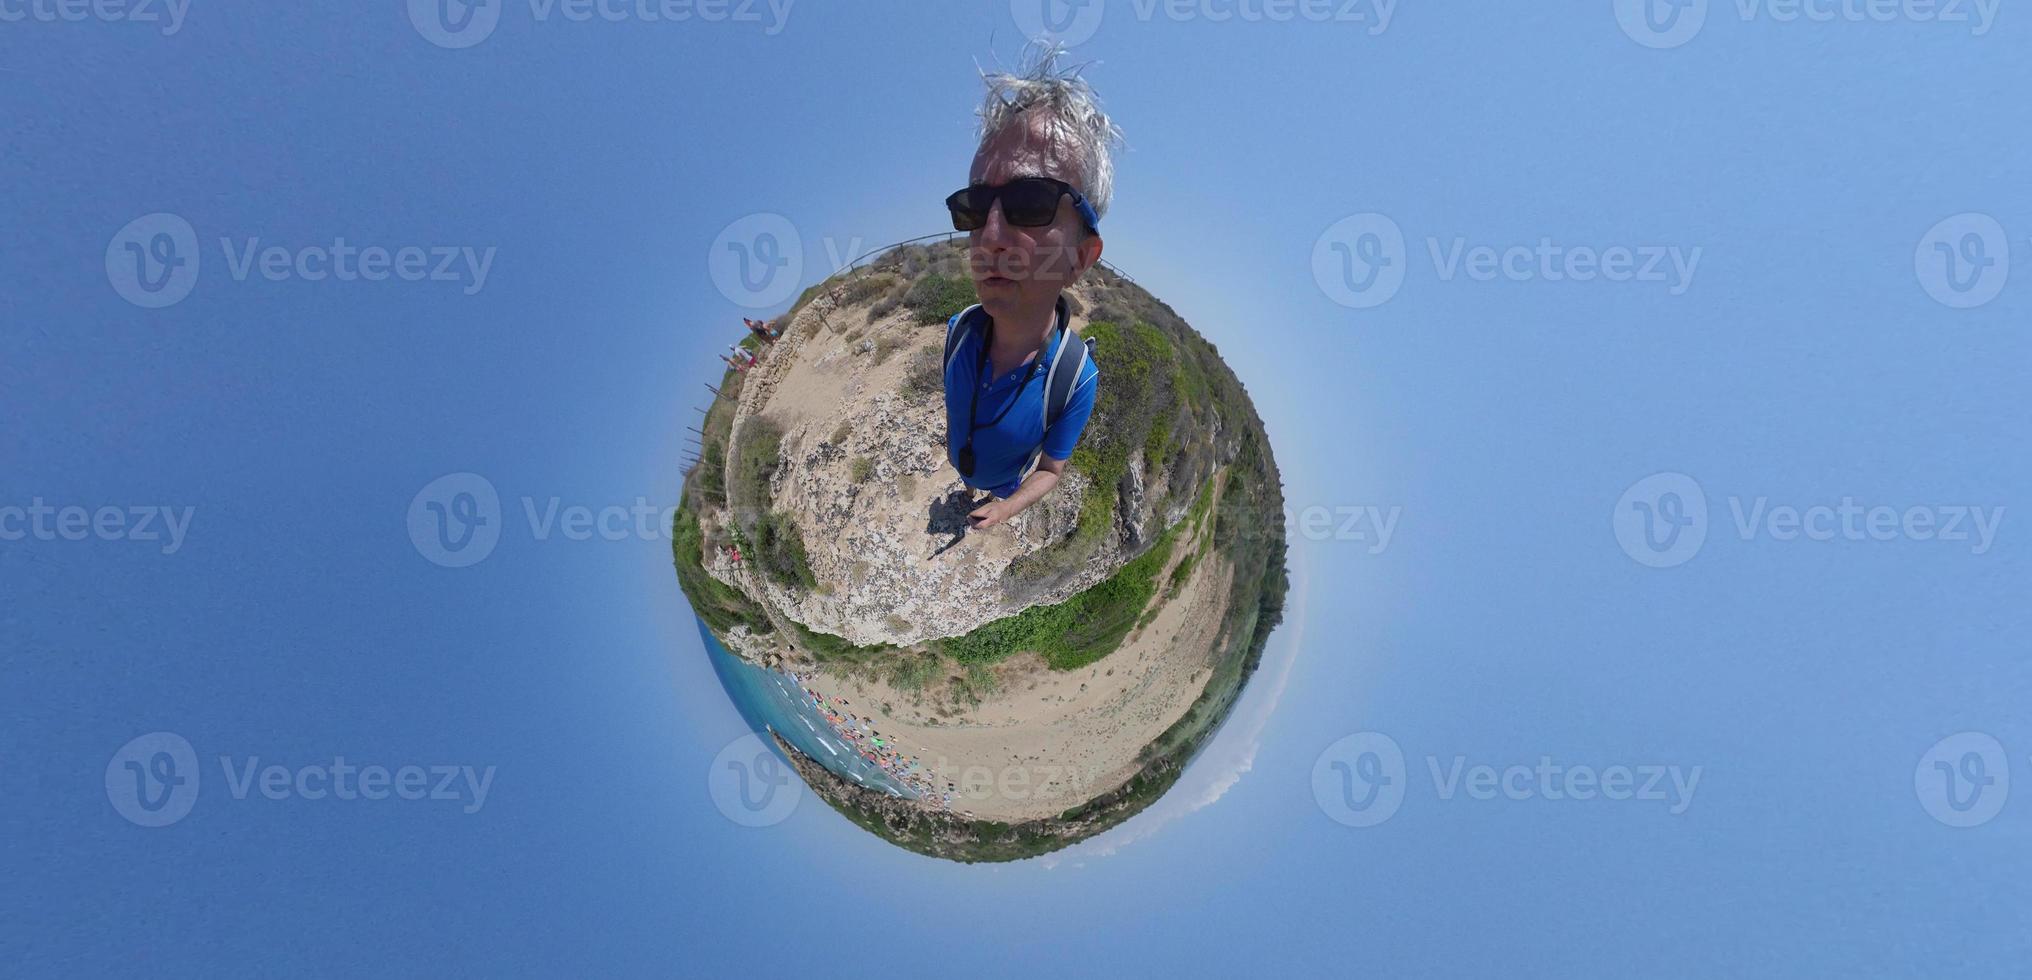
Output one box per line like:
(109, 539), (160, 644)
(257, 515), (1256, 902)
(791, 479), (1234, 824)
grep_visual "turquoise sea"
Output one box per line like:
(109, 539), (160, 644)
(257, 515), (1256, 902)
(696, 618), (920, 800)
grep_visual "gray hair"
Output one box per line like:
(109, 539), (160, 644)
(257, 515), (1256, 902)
(973, 39), (1127, 224)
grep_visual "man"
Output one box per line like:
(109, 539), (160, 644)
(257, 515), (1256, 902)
(941, 43), (1125, 531)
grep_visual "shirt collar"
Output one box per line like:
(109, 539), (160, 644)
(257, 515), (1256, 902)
(981, 294), (1071, 363)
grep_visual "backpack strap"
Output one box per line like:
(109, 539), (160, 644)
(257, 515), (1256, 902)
(943, 304), (984, 376)
(943, 304), (984, 472)
(1039, 330), (1093, 433)
(1020, 330), (1093, 480)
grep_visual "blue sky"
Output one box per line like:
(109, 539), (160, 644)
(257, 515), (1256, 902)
(4, 3), (2030, 976)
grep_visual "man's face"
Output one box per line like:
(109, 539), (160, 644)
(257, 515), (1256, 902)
(966, 111), (1102, 316)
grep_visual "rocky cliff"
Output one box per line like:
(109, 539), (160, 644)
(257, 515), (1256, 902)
(690, 240), (1244, 651)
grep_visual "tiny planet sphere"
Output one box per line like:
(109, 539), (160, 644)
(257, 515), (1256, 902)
(674, 240), (1289, 862)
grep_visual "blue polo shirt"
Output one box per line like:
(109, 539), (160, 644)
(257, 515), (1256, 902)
(942, 302), (1101, 498)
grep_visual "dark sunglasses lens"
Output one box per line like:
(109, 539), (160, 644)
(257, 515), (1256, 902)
(1001, 180), (1062, 226)
(946, 190), (986, 231)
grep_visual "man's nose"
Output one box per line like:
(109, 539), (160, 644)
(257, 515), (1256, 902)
(976, 198), (1015, 248)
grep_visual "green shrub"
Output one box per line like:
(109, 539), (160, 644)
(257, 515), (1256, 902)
(1004, 319), (1180, 590)
(753, 510), (817, 592)
(943, 520), (1182, 670)
(670, 491), (773, 635)
(903, 274), (977, 325)
(950, 660), (999, 706)
(842, 272), (896, 306)
(851, 457), (874, 483)
(693, 438), (727, 510)
(885, 649), (942, 691)
(731, 417), (785, 520)
(789, 618), (893, 665)
(1168, 548), (1199, 592)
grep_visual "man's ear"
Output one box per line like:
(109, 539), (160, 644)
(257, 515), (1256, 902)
(1077, 232), (1104, 276)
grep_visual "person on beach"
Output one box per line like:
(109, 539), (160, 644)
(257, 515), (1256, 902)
(940, 42), (1122, 530)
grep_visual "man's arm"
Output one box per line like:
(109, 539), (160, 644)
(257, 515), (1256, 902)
(967, 455), (1066, 529)
(968, 349), (1097, 529)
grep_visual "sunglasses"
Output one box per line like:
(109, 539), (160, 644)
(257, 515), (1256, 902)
(945, 177), (1100, 234)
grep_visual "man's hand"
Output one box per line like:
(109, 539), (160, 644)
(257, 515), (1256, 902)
(968, 498), (1016, 529)
(967, 463), (1064, 530)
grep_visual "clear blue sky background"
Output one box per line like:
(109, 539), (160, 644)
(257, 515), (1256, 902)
(5, 3), (2029, 976)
